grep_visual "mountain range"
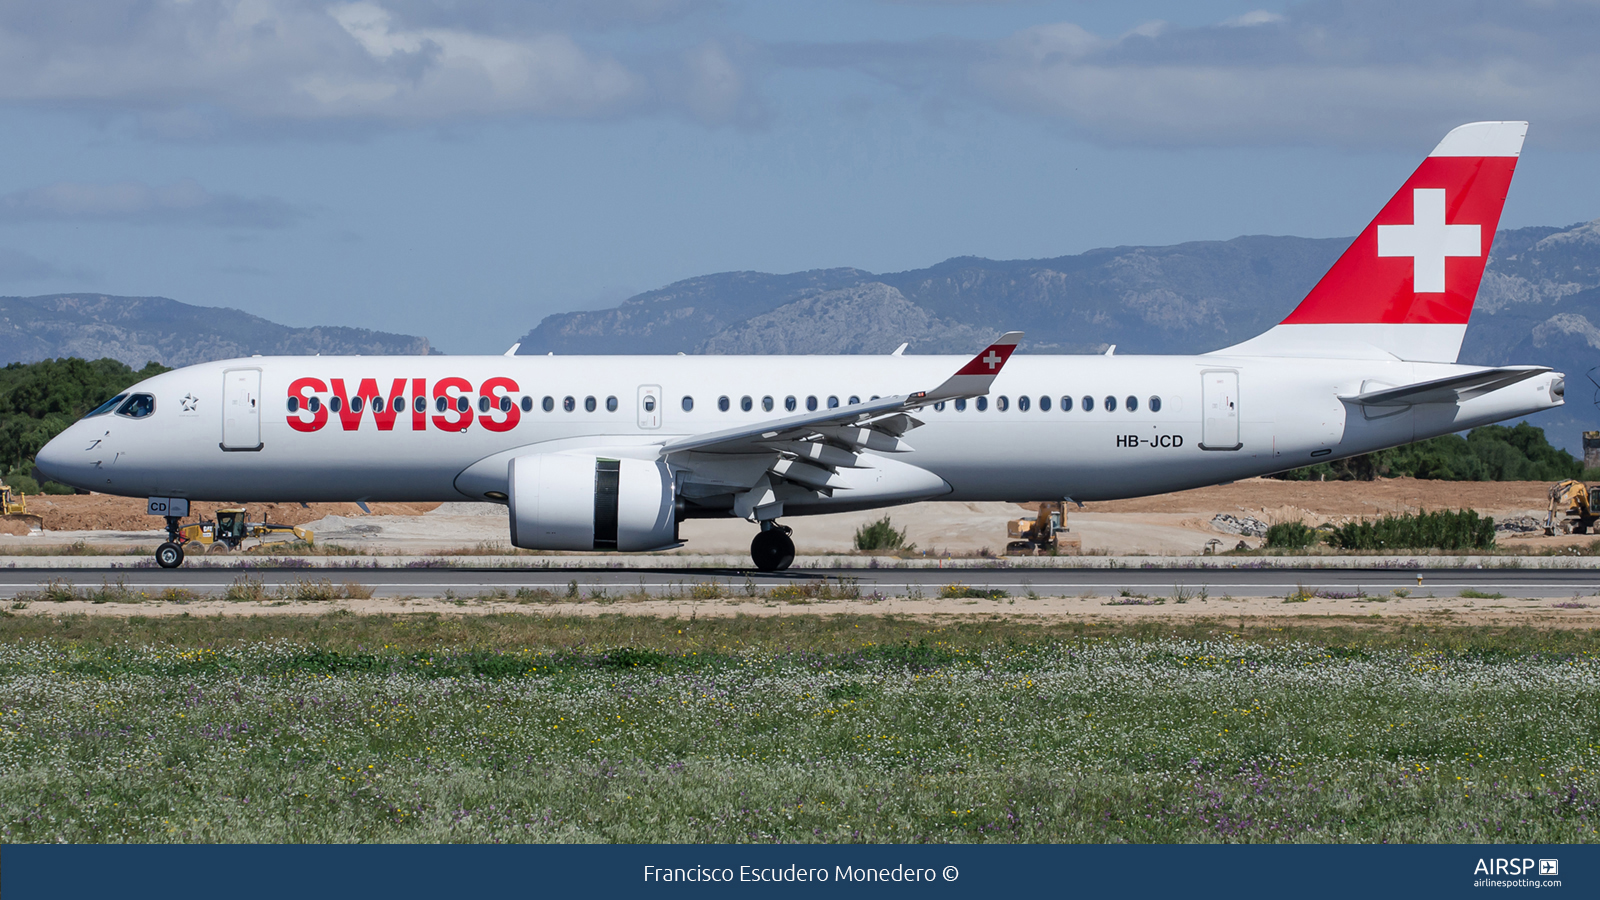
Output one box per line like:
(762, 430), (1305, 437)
(0, 294), (433, 368)
(516, 219), (1600, 453)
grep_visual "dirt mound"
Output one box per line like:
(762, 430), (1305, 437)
(30, 495), (440, 532)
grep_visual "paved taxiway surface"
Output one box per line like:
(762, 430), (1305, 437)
(3, 566), (1598, 599)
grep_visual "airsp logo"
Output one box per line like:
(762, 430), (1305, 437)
(1474, 858), (1548, 876)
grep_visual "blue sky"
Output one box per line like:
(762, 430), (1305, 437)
(2, 0), (1599, 353)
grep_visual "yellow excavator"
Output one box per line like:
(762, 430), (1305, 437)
(1005, 501), (1081, 555)
(177, 507), (314, 553)
(1546, 480), (1600, 535)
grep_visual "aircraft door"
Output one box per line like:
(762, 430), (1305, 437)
(637, 385), (661, 429)
(1200, 370), (1241, 451)
(222, 368), (263, 450)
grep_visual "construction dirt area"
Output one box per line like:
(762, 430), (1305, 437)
(0, 477), (1580, 557)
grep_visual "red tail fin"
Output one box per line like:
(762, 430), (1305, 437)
(1221, 121), (1525, 363)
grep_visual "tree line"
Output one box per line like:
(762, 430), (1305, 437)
(1273, 421), (1583, 482)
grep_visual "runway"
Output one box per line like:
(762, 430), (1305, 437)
(4, 565), (1599, 599)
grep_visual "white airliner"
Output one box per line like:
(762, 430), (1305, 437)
(35, 122), (1564, 571)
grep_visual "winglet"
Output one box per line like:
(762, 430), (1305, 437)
(926, 331), (1022, 401)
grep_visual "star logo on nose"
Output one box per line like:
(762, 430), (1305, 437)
(180, 394), (198, 412)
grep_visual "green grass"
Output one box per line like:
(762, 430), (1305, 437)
(0, 614), (1596, 843)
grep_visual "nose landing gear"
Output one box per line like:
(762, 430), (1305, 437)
(156, 515), (185, 569)
(750, 522), (795, 572)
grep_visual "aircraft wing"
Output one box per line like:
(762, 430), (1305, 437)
(1339, 365), (1551, 407)
(660, 332), (1021, 519)
(658, 331), (1022, 457)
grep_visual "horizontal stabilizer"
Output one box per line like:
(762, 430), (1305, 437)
(1339, 366), (1549, 407)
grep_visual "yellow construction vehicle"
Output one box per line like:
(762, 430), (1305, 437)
(1006, 501), (1081, 555)
(0, 479), (42, 530)
(1546, 480), (1600, 535)
(177, 507), (314, 553)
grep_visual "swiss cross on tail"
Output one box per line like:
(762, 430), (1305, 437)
(1220, 122), (1526, 365)
(926, 331), (1023, 401)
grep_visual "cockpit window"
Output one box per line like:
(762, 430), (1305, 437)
(85, 394), (128, 418)
(116, 393), (156, 419)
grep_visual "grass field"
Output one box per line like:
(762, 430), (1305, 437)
(0, 613), (1596, 843)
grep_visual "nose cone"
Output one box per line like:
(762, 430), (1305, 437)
(34, 430), (80, 489)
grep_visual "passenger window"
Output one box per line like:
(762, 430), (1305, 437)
(373, 397), (386, 413)
(501, 396), (512, 412)
(476, 396), (489, 413)
(785, 396), (796, 412)
(1019, 395), (1030, 412)
(520, 396), (533, 413)
(806, 395), (817, 412)
(827, 396), (839, 409)
(413, 397), (425, 413)
(563, 396), (576, 412)
(644, 397), (656, 412)
(606, 396), (618, 412)
(1125, 395), (1138, 412)
(331, 396), (344, 413)
(457, 396), (470, 413)
(351, 397), (364, 413)
(310, 397), (322, 413)
(286, 397), (299, 413)
(1149, 396), (1162, 413)
(870, 395), (880, 401)
(934, 401), (945, 412)
(682, 396), (694, 412)
(1040, 395), (1051, 412)
(1081, 396), (1093, 412)
(117, 394), (156, 418)
(997, 395), (1009, 411)
(955, 398), (967, 411)
(718, 396), (730, 412)
(762, 396), (774, 412)
(848, 395), (860, 405)
(543, 396), (555, 412)
(976, 397), (988, 412)
(586, 396), (598, 412)
(86, 394), (128, 418)
(741, 396), (753, 412)
(1060, 395), (1070, 412)
(1104, 395), (1116, 412)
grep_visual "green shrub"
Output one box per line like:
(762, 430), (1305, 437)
(854, 515), (911, 552)
(1264, 522), (1319, 550)
(1326, 509), (1495, 551)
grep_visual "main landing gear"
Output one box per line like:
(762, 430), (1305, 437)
(750, 522), (795, 572)
(156, 515), (185, 569)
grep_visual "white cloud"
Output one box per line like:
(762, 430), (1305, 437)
(0, 0), (753, 128)
(1222, 10), (1286, 27)
(782, 0), (1600, 149)
(0, 180), (303, 228)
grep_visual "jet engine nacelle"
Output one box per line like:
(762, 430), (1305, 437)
(508, 454), (679, 552)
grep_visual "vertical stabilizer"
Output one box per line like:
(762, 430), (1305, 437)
(1215, 121), (1526, 363)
